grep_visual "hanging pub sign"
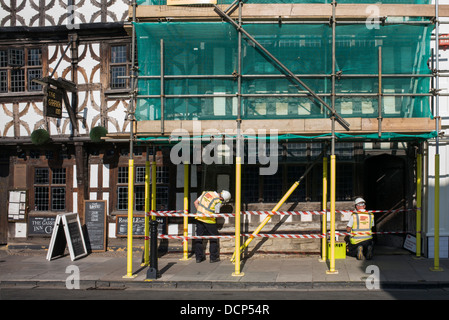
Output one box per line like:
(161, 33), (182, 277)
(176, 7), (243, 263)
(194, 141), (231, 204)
(44, 86), (63, 118)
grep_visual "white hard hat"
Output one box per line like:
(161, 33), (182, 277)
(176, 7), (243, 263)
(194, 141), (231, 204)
(354, 197), (366, 206)
(221, 190), (231, 203)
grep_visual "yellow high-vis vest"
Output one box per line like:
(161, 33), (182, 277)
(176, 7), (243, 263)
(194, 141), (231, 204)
(196, 191), (221, 224)
(350, 212), (374, 245)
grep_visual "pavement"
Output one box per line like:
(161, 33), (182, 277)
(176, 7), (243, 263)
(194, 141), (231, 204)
(1, 242), (449, 291)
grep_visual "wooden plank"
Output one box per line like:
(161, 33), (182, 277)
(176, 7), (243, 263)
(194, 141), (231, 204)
(134, 118), (437, 137)
(130, 3), (449, 21)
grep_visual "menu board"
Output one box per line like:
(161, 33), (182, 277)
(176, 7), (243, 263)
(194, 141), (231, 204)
(84, 200), (107, 252)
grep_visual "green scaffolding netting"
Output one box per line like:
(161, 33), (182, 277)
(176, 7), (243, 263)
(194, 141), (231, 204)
(137, 131), (438, 143)
(134, 21), (433, 121)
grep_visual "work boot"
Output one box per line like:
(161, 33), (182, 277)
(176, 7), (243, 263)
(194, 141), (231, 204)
(210, 258), (220, 263)
(356, 245), (363, 260)
(366, 245), (373, 260)
(196, 257), (206, 263)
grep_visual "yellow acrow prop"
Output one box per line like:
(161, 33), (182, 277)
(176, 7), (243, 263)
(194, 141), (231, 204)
(230, 181), (299, 263)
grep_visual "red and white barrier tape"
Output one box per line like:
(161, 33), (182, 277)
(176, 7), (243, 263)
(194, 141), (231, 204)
(148, 208), (416, 217)
(157, 231), (407, 240)
(158, 234), (235, 240)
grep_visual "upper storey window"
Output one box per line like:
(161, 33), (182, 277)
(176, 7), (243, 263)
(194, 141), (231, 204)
(0, 48), (43, 93)
(110, 45), (130, 89)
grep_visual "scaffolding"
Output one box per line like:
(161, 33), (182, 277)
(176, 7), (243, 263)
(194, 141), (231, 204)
(121, 0), (444, 278)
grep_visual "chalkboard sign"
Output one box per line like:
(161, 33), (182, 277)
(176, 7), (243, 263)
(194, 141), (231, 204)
(84, 200), (107, 252)
(46, 213), (87, 261)
(116, 215), (166, 237)
(28, 216), (56, 236)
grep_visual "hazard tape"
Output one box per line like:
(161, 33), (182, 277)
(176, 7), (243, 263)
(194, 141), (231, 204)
(148, 208), (416, 217)
(242, 233), (325, 239)
(158, 234), (235, 240)
(341, 231), (408, 236)
(242, 210), (326, 216)
(157, 231), (407, 240)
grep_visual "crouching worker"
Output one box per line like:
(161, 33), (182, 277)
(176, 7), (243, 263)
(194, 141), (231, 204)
(193, 190), (231, 263)
(346, 197), (374, 260)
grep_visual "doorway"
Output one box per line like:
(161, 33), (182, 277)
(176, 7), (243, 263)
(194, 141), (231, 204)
(364, 154), (406, 247)
(0, 164), (9, 244)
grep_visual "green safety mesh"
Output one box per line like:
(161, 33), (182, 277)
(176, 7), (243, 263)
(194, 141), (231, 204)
(137, 131), (438, 143)
(134, 21), (433, 122)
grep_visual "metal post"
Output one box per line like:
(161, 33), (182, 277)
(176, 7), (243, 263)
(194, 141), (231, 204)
(142, 146), (150, 266)
(180, 161), (190, 261)
(160, 39), (165, 135)
(146, 157), (160, 279)
(233, 0), (244, 277)
(416, 151), (422, 258)
(431, 0), (443, 272)
(123, 158), (136, 278)
(152, 158), (157, 212)
(326, 1), (338, 274)
(327, 154), (337, 274)
(320, 156), (328, 262)
(123, 0), (137, 279)
(233, 156), (243, 276)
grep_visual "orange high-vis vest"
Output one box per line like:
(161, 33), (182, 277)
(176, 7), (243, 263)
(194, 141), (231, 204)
(195, 191), (222, 224)
(350, 212), (374, 245)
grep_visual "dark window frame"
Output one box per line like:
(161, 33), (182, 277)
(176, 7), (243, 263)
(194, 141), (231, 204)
(33, 167), (67, 211)
(0, 47), (43, 94)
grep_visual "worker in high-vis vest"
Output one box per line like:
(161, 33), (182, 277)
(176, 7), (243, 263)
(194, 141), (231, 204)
(346, 197), (375, 260)
(193, 190), (231, 263)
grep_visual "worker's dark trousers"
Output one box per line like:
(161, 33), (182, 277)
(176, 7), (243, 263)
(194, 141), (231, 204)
(346, 239), (374, 257)
(194, 220), (220, 261)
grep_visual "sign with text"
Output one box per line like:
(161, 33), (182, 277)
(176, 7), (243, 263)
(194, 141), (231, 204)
(47, 213), (87, 261)
(8, 190), (27, 221)
(403, 234), (417, 253)
(84, 200), (107, 252)
(28, 216), (56, 236)
(44, 87), (63, 118)
(116, 215), (166, 237)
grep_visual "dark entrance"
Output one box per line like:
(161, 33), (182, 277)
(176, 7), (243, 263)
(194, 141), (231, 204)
(0, 163), (9, 244)
(364, 154), (406, 248)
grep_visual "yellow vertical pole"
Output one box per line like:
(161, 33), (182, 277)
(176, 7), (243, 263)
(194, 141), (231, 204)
(431, 154), (443, 271)
(180, 161), (190, 261)
(123, 159), (137, 278)
(233, 156), (244, 276)
(151, 160), (156, 218)
(326, 155), (338, 274)
(431, 0), (443, 272)
(142, 152), (151, 266)
(326, 0), (338, 275)
(320, 156), (328, 262)
(416, 152), (422, 258)
(232, 0), (244, 276)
